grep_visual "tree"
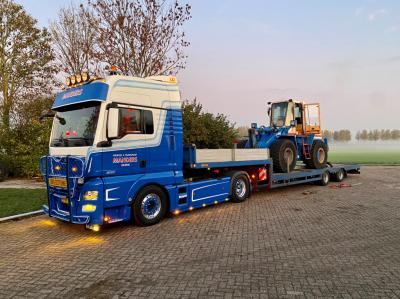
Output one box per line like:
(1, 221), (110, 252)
(0, 0), (57, 128)
(360, 130), (368, 141)
(182, 99), (237, 149)
(322, 130), (333, 142)
(50, 4), (98, 75)
(237, 126), (249, 138)
(371, 129), (380, 141)
(87, 0), (191, 77)
(391, 129), (400, 140)
(0, 96), (53, 177)
(355, 131), (360, 141)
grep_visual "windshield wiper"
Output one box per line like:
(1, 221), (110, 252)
(51, 138), (67, 147)
(65, 137), (92, 146)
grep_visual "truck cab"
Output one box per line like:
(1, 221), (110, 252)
(40, 73), (271, 230)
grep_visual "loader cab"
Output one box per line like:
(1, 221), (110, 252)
(269, 100), (295, 128)
(269, 100), (321, 135)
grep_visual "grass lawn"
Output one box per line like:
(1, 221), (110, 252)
(0, 188), (47, 218)
(329, 151), (400, 165)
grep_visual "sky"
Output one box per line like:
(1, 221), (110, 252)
(16, 0), (400, 131)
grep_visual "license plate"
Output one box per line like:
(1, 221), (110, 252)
(61, 197), (69, 205)
(48, 177), (67, 188)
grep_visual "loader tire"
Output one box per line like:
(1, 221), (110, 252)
(304, 140), (328, 169)
(271, 139), (297, 173)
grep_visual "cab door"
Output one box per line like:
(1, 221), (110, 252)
(101, 105), (149, 177)
(303, 103), (321, 134)
(145, 107), (174, 174)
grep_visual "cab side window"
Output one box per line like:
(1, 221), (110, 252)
(118, 107), (154, 138)
(294, 105), (302, 124)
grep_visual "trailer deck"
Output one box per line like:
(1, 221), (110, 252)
(271, 164), (361, 188)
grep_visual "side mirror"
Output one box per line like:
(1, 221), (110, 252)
(39, 109), (55, 121)
(107, 108), (120, 140)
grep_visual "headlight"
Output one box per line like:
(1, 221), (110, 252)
(83, 191), (98, 200)
(82, 204), (96, 212)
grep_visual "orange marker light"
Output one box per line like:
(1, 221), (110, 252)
(202, 203), (206, 207)
(174, 210), (180, 215)
(104, 216), (110, 222)
(71, 166), (78, 172)
(214, 201), (218, 204)
(189, 206), (194, 211)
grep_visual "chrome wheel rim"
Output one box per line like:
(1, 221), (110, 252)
(284, 148), (294, 164)
(323, 172), (329, 183)
(317, 148), (326, 163)
(141, 193), (161, 220)
(235, 179), (247, 198)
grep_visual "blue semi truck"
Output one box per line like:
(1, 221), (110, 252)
(39, 72), (360, 231)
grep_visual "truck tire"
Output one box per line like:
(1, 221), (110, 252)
(271, 139), (297, 173)
(332, 168), (345, 182)
(229, 172), (251, 203)
(304, 140), (328, 169)
(133, 185), (167, 226)
(319, 171), (330, 186)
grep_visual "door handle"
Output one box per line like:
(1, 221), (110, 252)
(140, 160), (147, 168)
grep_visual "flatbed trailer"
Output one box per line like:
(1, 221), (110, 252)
(183, 145), (360, 190)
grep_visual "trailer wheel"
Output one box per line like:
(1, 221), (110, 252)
(332, 168), (345, 182)
(319, 171), (330, 186)
(230, 172), (251, 203)
(133, 185), (167, 226)
(304, 140), (328, 169)
(270, 139), (297, 173)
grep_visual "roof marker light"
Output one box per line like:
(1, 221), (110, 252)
(82, 72), (89, 82)
(76, 74), (82, 84)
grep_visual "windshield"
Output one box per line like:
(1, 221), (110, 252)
(271, 102), (288, 127)
(50, 102), (101, 147)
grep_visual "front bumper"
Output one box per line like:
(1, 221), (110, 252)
(43, 205), (90, 224)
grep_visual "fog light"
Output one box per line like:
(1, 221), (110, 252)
(82, 204), (96, 212)
(86, 224), (100, 232)
(83, 191), (98, 200)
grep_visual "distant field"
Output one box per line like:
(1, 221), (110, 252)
(328, 143), (400, 165)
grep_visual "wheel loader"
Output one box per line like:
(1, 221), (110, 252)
(244, 99), (328, 173)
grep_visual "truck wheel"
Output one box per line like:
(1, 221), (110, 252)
(230, 172), (251, 203)
(319, 171), (330, 186)
(133, 185), (167, 226)
(271, 139), (297, 173)
(332, 168), (345, 182)
(304, 140), (328, 169)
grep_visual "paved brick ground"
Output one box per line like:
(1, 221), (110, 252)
(1, 166), (400, 298)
